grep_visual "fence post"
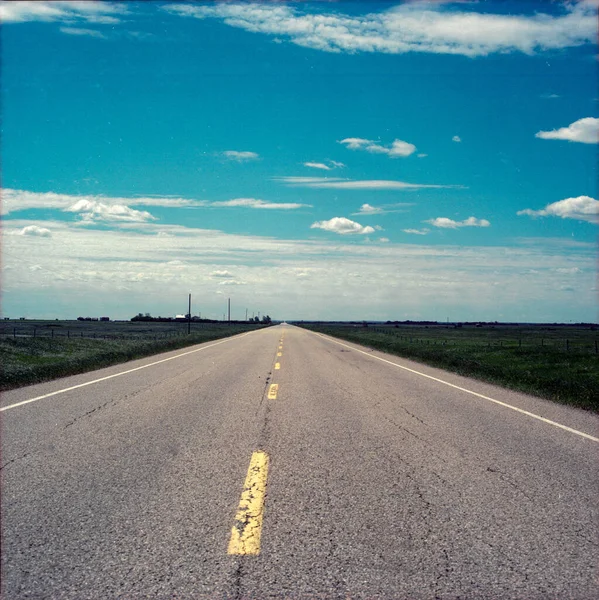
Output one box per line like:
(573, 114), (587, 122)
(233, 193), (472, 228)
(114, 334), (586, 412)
(13, 328), (16, 338)
(33, 328), (36, 338)
(67, 330), (70, 338)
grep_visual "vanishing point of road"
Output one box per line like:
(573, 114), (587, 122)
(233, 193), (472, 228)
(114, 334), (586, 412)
(2, 325), (597, 598)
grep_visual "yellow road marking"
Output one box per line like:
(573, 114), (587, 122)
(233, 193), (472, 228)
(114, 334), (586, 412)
(275, 362), (280, 370)
(278, 345), (283, 350)
(267, 383), (279, 399)
(228, 451), (270, 555)
(277, 352), (282, 357)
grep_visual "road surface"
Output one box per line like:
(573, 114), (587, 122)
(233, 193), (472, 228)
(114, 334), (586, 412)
(2, 324), (598, 598)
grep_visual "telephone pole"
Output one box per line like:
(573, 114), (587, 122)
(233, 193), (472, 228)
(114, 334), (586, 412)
(228, 298), (231, 322)
(187, 293), (191, 334)
(245, 308), (248, 321)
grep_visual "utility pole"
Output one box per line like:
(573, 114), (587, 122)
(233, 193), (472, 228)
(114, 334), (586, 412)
(188, 293), (191, 334)
(228, 298), (231, 323)
(245, 308), (248, 321)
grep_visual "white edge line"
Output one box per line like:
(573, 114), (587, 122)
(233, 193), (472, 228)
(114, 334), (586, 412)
(311, 331), (599, 443)
(1, 331), (256, 413)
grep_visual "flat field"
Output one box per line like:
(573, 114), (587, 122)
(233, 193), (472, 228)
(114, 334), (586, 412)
(297, 322), (599, 412)
(0, 320), (265, 391)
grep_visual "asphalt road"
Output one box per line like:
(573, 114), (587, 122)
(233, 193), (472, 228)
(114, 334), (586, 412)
(2, 325), (598, 599)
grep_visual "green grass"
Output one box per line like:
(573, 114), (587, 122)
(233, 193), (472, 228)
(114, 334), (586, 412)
(0, 323), (266, 391)
(297, 323), (599, 412)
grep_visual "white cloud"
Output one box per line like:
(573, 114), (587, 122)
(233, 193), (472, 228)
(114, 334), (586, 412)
(210, 198), (310, 210)
(354, 203), (384, 215)
(1, 189), (206, 214)
(340, 137), (417, 158)
(303, 160), (345, 170)
(452, 135), (462, 143)
(59, 27), (106, 38)
(222, 150), (260, 161)
(303, 162), (331, 170)
(276, 177), (461, 190)
(19, 225), (52, 237)
(403, 228), (430, 235)
(517, 196), (599, 223)
(535, 117), (599, 143)
(338, 137), (372, 149)
(65, 200), (156, 223)
(417, 153), (428, 158)
(378, 237), (390, 243)
(310, 217), (375, 235)
(0, 1), (127, 24)
(162, 2), (598, 57)
(426, 216), (490, 228)
(210, 270), (234, 278)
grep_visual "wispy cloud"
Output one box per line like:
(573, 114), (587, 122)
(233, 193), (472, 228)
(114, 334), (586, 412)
(425, 217), (490, 228)
(535, 117), (599, 143)
(275, 177), (462, 190)
(209, 198), (310, 210)
(353, 203), (384, 215)
(517, 196), (599, 223)
(352, 203), (413, 216)
(59, 27), (107, 39)
(403, 228), (430, 235)
(221, 150), (260, 161)
(162, 1), (598, 57)
(0, 1), (127, 24)
(339, 137), (417, 158)
(311, 217), (375, 235)
(303, 160), (345, 170)
(1, 189), (204, 214)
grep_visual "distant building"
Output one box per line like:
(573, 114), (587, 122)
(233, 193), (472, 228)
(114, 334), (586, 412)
(174, 314), (187, 322)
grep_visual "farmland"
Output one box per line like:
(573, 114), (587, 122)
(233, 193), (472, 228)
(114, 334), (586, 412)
(0, 319), (266, 391)
(296, 322), (599, 412)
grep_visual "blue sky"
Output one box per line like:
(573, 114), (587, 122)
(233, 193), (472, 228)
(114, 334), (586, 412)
(1, 0), (598, 322)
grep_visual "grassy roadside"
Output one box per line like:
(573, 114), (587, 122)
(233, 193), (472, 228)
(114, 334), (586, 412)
(298, 324), (599, 412)
(0, 325), (265, 391)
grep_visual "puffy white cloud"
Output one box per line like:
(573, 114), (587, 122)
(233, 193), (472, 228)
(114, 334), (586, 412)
(354, 203), (384, 215)
(426, 216), (490, 228)
(210, 270), (234, 278)
(162, 2), (598, 57)
(403, 228), (430, 235)
(210, 198), (310, 210)
(378, 237), (390, 243)
(452, 135), (462, 143)
(517, 196), (598, 223)
(310, 217), (375, 235)
(0, 1), (127, 24)
(535, 117), (599, 143)
(65, 200), (156, 223)
(340, 137), (416, 158)
(222, 150), (259, 161)
(276, 177), (460, 190)
(19, 225), (52, 237)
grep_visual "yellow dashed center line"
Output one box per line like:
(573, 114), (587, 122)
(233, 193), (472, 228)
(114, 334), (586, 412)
(267, 383), (279, 399)
(277, 352), (282, 357)
(275, 362), (281, 370)
(228, 451), (270, 555)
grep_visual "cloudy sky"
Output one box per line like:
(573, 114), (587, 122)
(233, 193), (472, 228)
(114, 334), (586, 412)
(1, 0), (598, 322)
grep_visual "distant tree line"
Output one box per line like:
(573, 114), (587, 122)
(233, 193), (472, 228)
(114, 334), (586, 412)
(130, 313), (271, 324)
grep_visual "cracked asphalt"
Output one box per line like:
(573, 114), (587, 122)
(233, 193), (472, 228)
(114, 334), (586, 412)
(2, 325), (598, 598)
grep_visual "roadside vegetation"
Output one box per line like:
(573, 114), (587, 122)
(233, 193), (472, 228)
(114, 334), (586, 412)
(0, 321), (267, 391)
(297, 322), (599, 412)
